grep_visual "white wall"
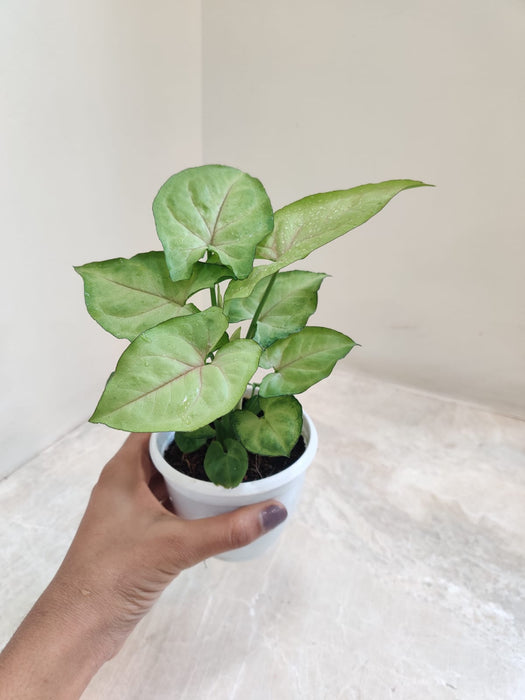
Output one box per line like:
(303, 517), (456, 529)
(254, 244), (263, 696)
(2, 0), (524, 478)
(202, 0), (525, 419)
(0, 1), (202, 477)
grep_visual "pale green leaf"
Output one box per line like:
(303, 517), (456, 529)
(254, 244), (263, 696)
(74, 252), (229, 341)
(259, 327), (356, 396)
(75, 252), (194, 340)
(204, 439), (248, 488)
(225, 179), (428, 303)
(233, 396), (303, 456)
(153, 164), (274, 281)
(90, 307), (261, 431)
(225, 270), (327, 347)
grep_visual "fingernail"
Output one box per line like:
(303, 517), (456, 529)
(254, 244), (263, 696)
(260, 504), (288, 532)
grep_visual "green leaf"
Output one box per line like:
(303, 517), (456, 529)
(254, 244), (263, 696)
(204, 439), (248, 488)
(242, 393), (261, 414)
(225, 270), (327, 347)
(233, 396), (303, 456)
(213, 412), (237, 444)
(259, 327), (356, 396)
(210, 332), (230, 353)
(74, 252), (204, 341)
(90, 307), (261, 432)
(229, 327), (242, 342)
(169, 261), (233, 300)
(225, 179), (428, 303)
(175, 425), (216, 453)
(152, 164), (274, 282)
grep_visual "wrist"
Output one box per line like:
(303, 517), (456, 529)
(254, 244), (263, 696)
(39, 573), (124, 663)
(0, 575), (120, 700)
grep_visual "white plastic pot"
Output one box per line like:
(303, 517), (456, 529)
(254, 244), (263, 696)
(149, 411), (318, 561)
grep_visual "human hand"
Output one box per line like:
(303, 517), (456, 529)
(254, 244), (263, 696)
(60, 432), (287, 638)
(0, 433), (287, 699)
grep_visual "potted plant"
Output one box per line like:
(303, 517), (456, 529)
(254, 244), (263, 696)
(76, 165), (427, 560)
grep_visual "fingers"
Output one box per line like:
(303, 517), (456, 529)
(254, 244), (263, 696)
(120, 433), (155, 481)
(148, 472), (171, 509)
(97, 437), (288, 568)
(98, 433), (155, 492)
(173, 501), (288, 568)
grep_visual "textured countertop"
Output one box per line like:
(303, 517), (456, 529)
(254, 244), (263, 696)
(1, 367), (524, 699)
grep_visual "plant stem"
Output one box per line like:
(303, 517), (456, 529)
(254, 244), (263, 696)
(246, 272), (278, 340)
(206, 251), (218, 307)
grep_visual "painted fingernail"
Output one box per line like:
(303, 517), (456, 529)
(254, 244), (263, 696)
(260, 504), (288, 532)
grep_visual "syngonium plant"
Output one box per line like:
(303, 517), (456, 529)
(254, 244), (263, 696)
(76, 165), (427, 488)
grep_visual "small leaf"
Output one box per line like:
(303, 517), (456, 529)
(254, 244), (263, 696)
(225, 179), (429, 303)
(204, 439), (248, 488)
(90, 307), (261, 432)
(259, 327), (356, 396)
(153, 165), (274, 282)
(210, 332), (230, 353)
(243, 393), (261, 414)
(225, 270), (327, 347)
(229, 327), (242, 342)
(75, 252), (201, 340)
(175, 425), (216, 453)
(213, 412), (237, 444)
(233, 396), (303, 456)
(171, 261), (233, 300)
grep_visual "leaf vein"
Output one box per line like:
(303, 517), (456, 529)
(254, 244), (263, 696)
(105, 364), (199, 415)
(189, 189), (213, 238)
(94, 274), (180, 304)
(211, 176), (242, 241)
(166, 202), (207, 243)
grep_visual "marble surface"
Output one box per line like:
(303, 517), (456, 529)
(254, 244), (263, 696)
(1, 367), (525, 699)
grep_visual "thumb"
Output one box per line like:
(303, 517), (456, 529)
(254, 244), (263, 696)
(175, 501), (288, 568)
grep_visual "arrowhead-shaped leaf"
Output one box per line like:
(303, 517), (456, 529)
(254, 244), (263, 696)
(259, 327), (356, 396)
(233, 395), (303, 456)
(90, 307), (261, 431)
(153, 164), (274, 282)
(204, 439), (248, 488)
(225, 270), (327, 347)
(225, 179), (428, 303)
(75, 252), (229, 341)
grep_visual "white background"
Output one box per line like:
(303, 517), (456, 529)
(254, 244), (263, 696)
(1, 0), (524, 476)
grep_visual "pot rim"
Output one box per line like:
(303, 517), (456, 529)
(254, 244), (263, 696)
(149, 410), (318, 501)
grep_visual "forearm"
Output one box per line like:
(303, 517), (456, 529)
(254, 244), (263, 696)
(0, 433), (286, 699)
(0, 576), (118, 700)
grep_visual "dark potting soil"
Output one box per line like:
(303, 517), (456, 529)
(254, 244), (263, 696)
(164, 435), (306, 483)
